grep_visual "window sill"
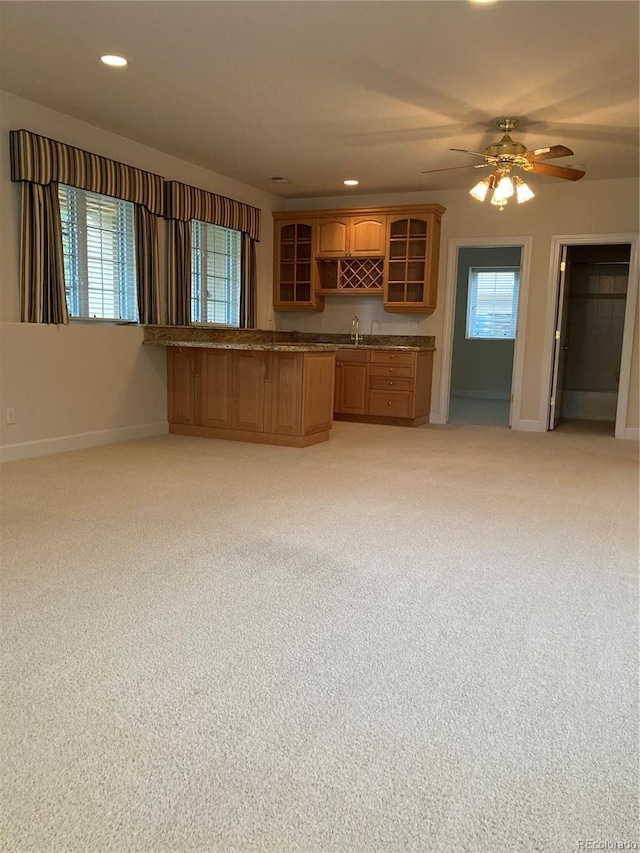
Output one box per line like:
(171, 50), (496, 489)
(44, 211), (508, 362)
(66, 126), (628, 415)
(69, 318), (140, 326)
(191, 322), (240, 329)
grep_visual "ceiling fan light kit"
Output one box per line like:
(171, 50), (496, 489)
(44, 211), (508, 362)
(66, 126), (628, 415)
(514, 175), (535, 204)
(424, 118), (585, 211)
(471, 170), (535, 211)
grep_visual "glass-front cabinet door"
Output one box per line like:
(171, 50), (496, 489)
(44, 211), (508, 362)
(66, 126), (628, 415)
(273, 220), (323, 311)
(383, 212), (441, 313)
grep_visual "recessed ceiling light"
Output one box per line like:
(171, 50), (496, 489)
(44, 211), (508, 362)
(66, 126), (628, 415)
(101, 55), (128, 68)
(270, 176), (292, 184)
(343, 179), (359, 186)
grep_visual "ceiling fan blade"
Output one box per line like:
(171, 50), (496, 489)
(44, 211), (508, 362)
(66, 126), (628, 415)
(525, 145), (574, 161)
(528, 162), (585, 181)
(450, 148), (489, 159)
(422, 163), (489, 174)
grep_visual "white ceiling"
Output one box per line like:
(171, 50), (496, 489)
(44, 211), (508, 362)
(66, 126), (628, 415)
(0, 1), (638, 200)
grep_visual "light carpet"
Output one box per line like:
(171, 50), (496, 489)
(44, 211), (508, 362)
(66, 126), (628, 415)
(1, 421), (638, 852)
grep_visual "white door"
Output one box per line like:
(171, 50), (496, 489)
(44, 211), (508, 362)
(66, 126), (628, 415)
(548, 246), (570, 429)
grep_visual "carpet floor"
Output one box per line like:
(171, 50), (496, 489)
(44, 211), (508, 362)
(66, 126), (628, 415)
(1, 421), (638, 852)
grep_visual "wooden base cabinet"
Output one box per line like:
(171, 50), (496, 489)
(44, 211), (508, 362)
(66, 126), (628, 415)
(233, 350), (269, 432)
(167, 346), (198, 425)
(335, 349), (370, 415)
(334, 348), (433, 426)
(200, 349), (233, 428)
(168, 347), (335, 447)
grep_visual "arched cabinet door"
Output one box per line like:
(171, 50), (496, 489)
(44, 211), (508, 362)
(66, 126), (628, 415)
(383, 211), (442, 313)
(315, 218), (350, 258)
(350, 216), (386, 257)
(273, 219), (323, 311)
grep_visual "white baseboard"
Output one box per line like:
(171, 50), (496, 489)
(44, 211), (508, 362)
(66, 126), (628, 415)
(0, 422), (169, 463)
(511, 419), (545, 432)
(621, 427), (640, 441)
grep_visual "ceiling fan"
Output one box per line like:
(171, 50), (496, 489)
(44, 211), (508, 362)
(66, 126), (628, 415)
(422, 118), (586, 209)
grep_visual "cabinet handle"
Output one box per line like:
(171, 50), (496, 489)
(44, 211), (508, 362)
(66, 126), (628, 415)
(387, 401), (392, 406)
(389, 381), (393, 386)
(389, 368), (394, 373)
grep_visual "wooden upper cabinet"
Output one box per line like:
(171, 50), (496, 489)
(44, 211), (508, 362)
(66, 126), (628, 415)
(316, 218), (349, 257)
(316, 215), (386, 258)
(273, 219), (323, 311)
(383, 210), (443, 314)
(273, 205), (445, 314)
(351, 216), (387, 257)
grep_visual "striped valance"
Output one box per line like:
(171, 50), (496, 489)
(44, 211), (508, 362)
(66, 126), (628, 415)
(10, 129), (164, 216)
(165, 181), (260, 242)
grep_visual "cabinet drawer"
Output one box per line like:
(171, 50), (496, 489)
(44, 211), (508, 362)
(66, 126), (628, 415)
(336, 348), (370, 364)
(370, 377), (413, 392)
(371, 350), (416, 366)
(369, 390), (413, 418)
(369, 364), (414, 379)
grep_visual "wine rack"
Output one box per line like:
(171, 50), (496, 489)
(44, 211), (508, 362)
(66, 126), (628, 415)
(317, 258), (384, 293)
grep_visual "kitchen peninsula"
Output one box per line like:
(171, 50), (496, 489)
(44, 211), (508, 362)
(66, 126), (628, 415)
(144, 326), (436, 446)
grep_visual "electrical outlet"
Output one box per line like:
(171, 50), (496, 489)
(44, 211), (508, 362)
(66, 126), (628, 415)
(6, 407), (16, 424)
(408, 322), (418, 332)
(318, 318), (325, 330)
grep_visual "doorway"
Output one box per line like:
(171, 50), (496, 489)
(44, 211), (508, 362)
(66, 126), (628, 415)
(548, 240), (635, 437)
(448, 246), (522, 427)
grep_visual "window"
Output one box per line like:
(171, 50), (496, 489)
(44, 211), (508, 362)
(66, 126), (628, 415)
(467, 267), (520, 339)
(58, 185), (138, 321)
(191, 220), (241, 326)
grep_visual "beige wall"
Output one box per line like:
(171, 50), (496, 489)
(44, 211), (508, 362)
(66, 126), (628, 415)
(277, 179), (639, 430)
(0, 91), (281, 458)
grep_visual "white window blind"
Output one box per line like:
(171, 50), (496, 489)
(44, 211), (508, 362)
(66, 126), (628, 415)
(467, 267), (520, 339)
(191, 220), (241, 326)
(59, 185), (138, 322)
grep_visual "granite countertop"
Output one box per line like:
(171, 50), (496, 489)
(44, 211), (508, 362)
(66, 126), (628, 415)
(143, 326), (435, 352)
(156, 340), (338, 353)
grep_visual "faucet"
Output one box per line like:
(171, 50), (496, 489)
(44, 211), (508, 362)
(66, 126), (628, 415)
(350, 315), (363, 345)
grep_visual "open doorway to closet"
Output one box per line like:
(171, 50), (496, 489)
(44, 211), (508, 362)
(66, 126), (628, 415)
(548, 239), (635, 438)
(449, 246), (522, 427)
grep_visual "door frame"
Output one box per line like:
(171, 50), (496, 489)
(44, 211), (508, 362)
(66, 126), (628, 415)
(548, 245), (570, 430)
(540, 233), (639, 439)
(436, 235), (533, 428)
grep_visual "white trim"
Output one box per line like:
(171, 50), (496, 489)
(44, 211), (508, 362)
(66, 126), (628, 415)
(622, 428), (640, 441)
(541, 233), (639, 440)
(514, 419), (546, 433)
(0, 422), (168, 463)
(439, 236), (533, 430)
